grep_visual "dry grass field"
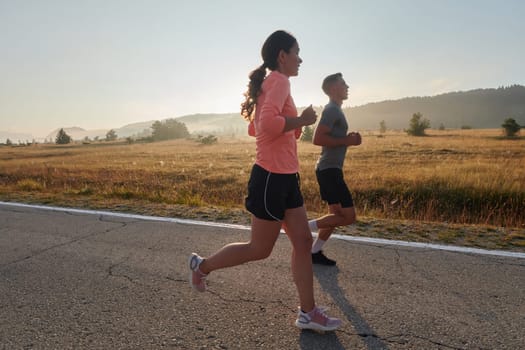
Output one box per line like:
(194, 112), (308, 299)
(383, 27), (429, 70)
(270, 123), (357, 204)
(1, 129), (524, 251)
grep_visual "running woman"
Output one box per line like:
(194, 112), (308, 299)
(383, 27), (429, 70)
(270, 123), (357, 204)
(308, 73), (362, 266)
(189, 30), (342, 332)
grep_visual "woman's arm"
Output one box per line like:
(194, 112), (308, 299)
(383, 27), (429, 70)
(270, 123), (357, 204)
(283, 105), (317, 132)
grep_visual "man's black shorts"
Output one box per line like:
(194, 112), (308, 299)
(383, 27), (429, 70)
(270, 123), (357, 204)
(315, 168), (354, 208)
(245, 164), (304, 221)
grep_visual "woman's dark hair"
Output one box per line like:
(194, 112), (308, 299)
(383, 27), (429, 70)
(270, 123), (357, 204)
(241, 30), (297, 120)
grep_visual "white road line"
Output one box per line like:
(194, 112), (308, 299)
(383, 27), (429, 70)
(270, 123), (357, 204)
(2, 201), (524, 259)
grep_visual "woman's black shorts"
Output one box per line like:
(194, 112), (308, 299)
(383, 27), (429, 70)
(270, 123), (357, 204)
(245, 164), (304, 221)
(315, 167), (354, 208)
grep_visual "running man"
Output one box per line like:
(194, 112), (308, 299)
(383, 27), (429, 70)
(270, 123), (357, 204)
(308, 73), (361, 266)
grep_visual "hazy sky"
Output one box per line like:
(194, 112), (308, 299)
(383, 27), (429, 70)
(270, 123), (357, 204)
(1, 0), (523, 137)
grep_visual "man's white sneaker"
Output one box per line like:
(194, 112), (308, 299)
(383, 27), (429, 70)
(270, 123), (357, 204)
(308, 219), (318, 233)
(188, 253), (207, 292)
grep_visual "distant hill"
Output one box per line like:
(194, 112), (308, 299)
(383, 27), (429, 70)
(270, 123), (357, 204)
(345, 85), (525, 130)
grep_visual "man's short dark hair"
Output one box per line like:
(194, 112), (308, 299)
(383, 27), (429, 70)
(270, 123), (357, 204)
(322, 73), (343, 95)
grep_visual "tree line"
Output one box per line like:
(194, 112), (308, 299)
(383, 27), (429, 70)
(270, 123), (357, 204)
(53, 119), (191, 145)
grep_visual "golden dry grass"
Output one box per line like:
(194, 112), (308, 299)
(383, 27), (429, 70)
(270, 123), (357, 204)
(1, 129), (524, 250)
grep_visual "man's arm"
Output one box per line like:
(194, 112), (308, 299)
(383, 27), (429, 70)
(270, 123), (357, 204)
(313, 124), (361, 147)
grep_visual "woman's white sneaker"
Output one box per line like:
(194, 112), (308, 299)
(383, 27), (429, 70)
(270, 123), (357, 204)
(295, 306), (342, 331)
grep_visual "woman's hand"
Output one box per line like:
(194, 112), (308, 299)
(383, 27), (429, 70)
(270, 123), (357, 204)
(283, 105), (317, 132)
(299, 105), (317, 126)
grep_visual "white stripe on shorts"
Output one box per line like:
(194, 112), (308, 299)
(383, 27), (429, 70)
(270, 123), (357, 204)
(263, 171), (282, 221)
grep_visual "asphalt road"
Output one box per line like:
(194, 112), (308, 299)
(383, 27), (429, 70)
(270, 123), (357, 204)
(1, 202), (524, 349)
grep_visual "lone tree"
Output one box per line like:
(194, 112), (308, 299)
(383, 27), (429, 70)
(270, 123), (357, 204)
(406, 112), (430, 136)
(301, 125), (314, 142)
(106, 129), (118, 141)
(55, 128), (72, 144)
(379, 120), (387, 134)
(151, 119), (190, 141)
(501, 118), (521, 137)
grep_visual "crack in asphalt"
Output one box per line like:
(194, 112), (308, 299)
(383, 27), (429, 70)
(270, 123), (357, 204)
(107, 259), (138, 284)
(393, 248), (404, 273)
(96, 214), (142, 226)
(104, 231), (167, 285)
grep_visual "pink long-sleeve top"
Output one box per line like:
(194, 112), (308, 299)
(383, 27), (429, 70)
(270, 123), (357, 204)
(248, 70), (302, 174)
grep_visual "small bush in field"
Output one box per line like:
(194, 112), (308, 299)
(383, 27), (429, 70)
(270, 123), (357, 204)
(197, 135), (218, 145)
(502, 118), (521, 137)
(406, 112), (430, 136)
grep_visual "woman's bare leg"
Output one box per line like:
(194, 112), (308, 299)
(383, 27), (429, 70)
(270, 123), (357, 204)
(198, 215), (281, 274)
(283, 206), (315, 312)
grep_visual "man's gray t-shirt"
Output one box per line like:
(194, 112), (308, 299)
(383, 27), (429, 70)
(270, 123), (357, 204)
(316, 101), (348, 171)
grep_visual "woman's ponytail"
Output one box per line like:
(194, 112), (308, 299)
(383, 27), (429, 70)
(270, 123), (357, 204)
(241, 64), (266, 121)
